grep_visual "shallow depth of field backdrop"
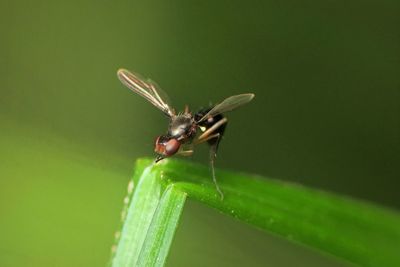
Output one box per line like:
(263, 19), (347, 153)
(0, 1), (399, 266)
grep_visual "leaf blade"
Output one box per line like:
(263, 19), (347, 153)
(112, 158), (400, 267)
(137, 185), (186, 266)
(152, 158), (400, 267)
(111, 165), (162, 266)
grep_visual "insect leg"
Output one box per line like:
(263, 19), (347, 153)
(155, 155), (165, 163)
(194, 133), (220, 145)
(208, 134), (224, 200)
(177, 149), (194, 156)
(195, 117), (228, 144)
(194, 117), (227, 199)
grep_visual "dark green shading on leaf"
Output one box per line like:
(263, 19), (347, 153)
(111, 158), (400, 267)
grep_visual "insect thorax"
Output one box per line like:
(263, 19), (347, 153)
(168, 114), (196, 140)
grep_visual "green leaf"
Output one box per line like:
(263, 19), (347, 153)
(137, 186), (186, 266)
(111, 162), (186, 267)
(111, 158), (400, 267)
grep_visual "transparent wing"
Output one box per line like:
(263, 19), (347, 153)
(197, 93), (255, 123)
(117, 68), (174, 117)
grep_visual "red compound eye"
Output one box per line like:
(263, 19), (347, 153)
(155, 136), (180, 156)
(165, 138), (180, 155)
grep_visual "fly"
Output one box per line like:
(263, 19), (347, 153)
(117, 68), (255, 199)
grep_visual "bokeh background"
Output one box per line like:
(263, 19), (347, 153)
(1, 0), (399, 266)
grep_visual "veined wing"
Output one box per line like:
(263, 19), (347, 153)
(197, 93), (255, 123)
(117, 69), (174, 117)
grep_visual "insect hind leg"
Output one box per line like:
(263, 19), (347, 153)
(194, 114), (227, 200)
(195, 117), (227, 145)
(209, 134), (224, 200)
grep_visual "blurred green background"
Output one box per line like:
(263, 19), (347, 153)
(1, 0), (399, 266)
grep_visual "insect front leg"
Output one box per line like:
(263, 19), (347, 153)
(177, 148), (194, 157)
